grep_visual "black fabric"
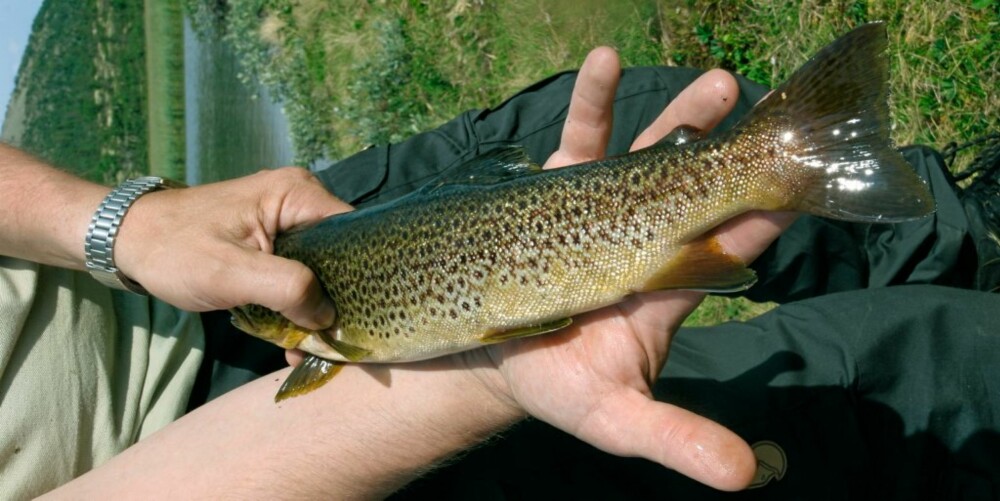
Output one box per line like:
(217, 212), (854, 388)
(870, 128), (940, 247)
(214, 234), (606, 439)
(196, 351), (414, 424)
(392, 286), (1000, 500)
(745, 145), (979, 304)
(190, 65), (1000, 498)
(316, 66), (769, 209)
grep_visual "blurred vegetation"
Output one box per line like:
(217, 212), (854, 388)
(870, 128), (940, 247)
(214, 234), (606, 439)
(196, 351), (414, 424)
(182, 0), (998, 325)
(145, 0), (186, 180)
(9, 0), (148, 184)
(183, 0), (998, 171)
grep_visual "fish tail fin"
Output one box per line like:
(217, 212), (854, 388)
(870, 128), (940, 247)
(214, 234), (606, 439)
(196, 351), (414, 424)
(743, 22), (935, 222)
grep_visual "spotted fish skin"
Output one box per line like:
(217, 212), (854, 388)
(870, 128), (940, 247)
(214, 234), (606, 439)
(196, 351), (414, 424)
(229, 23), (935, 399)
(269, 128), (800, 362)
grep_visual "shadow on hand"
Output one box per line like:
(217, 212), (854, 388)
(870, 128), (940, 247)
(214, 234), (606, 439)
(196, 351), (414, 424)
(390, 351), (1000, 500)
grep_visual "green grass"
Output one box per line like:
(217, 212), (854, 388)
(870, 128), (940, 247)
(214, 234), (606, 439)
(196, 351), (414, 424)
(144, 0), (186, 180)
(187, 0), (999, 169)
(10, 0), (149, 185)
(184, 0), (1000, 325)
(10, 0), (187, 184)
(660, 0), (1000, 173)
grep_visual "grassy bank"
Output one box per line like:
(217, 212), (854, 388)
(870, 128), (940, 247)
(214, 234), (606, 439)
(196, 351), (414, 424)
(187, 0), (998, 168)
(660, 0), (1000, 173)
(144, 0), (186, 180)
(8, 0), (186, 183)
(8, 0), (149, 184)
(186, 0), (998, 325)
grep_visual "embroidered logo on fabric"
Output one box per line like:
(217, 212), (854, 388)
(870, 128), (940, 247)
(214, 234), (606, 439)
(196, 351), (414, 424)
(748, 440), (787, 489)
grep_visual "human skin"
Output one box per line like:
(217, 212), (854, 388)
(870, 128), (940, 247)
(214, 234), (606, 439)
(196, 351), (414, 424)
(0, 146), (344, 332)
(8, 47), (795, 499)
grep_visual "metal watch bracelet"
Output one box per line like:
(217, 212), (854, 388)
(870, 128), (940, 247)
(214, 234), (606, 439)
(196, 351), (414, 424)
(84, 176), (177, 295)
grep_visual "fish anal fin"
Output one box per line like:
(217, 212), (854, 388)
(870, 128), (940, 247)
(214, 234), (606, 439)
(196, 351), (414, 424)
(276, 355), (344, 402)
(480, 317), (573, 344)
(638, 236), (757, 293)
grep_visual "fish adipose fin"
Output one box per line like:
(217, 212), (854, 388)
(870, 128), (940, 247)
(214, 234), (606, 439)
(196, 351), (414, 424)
(480, 317), (573, 344)
(423, 146), (543, 193)
(743, 22), (935, 222)
(276, 355), (344, 402)
(637, 235), (757, 292)
(657, 124), (705, 146)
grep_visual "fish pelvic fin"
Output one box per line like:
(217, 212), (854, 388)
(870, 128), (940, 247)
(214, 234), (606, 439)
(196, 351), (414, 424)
(742, 22), (935, 223)
(480, 317), (573, 344)
(637, 235), (757, 293)
(276, 355), (344, 402)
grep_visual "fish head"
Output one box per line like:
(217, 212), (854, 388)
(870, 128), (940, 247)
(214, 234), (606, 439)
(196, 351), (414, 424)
(229, 304), (311, 350)
(230, 304), (354, 361)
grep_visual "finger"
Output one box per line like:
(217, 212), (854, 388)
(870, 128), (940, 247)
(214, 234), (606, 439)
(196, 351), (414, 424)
(713, 210), (798, 264)
(631, 69), (739, 150)
(227, 250), (336, 330)
(544, 46), (621, 169)
(285, 349), (306, 367)
(577, 388), (756, 491)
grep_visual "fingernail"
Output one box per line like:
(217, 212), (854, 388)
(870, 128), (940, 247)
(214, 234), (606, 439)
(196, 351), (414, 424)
(314, 300), (337, 329)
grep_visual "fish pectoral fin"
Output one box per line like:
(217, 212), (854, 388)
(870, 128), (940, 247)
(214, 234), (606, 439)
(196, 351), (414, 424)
(276, 355), (345, 402)
(328, 338), (372, 362)
(480, 317), (573, 344)
(313, 329), (371, 363)
(637, 235), (757, 293)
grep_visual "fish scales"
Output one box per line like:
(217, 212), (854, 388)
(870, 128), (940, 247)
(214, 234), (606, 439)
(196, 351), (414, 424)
(229, 23), (936, 401)
(275, 128), (799, 363)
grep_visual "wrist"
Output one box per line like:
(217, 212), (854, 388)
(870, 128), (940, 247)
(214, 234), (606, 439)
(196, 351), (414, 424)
(453, 349), (527, 422)
(83, 177), (179, 294)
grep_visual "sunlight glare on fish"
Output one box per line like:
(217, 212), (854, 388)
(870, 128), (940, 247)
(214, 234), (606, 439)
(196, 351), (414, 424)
(836, 177), (871, 192)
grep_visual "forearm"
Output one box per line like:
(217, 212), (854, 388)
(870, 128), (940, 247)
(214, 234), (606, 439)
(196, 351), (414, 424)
(0, 142), (109, 268)
(46, 354), (523, 499)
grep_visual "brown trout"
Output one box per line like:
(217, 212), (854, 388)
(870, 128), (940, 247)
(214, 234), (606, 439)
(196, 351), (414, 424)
(231, 23), (935, 401)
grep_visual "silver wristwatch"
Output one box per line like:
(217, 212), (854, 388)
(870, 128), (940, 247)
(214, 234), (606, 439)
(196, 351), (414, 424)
(84, 176), (177, 295)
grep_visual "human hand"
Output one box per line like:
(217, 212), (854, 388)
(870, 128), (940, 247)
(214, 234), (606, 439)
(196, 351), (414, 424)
(114, 168), (351, 330)
(468, 48), (797, 490)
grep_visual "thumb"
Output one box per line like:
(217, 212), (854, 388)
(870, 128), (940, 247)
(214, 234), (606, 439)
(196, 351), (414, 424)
(577, 388), (756, 491)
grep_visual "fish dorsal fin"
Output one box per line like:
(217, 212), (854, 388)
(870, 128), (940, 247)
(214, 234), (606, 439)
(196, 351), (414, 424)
(423, 146), (542, 193)
(637, 235), (757, 293)
(276, 355), (344, 402)
(656, 124), (706, 146)
(480, 317), (573, 344)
